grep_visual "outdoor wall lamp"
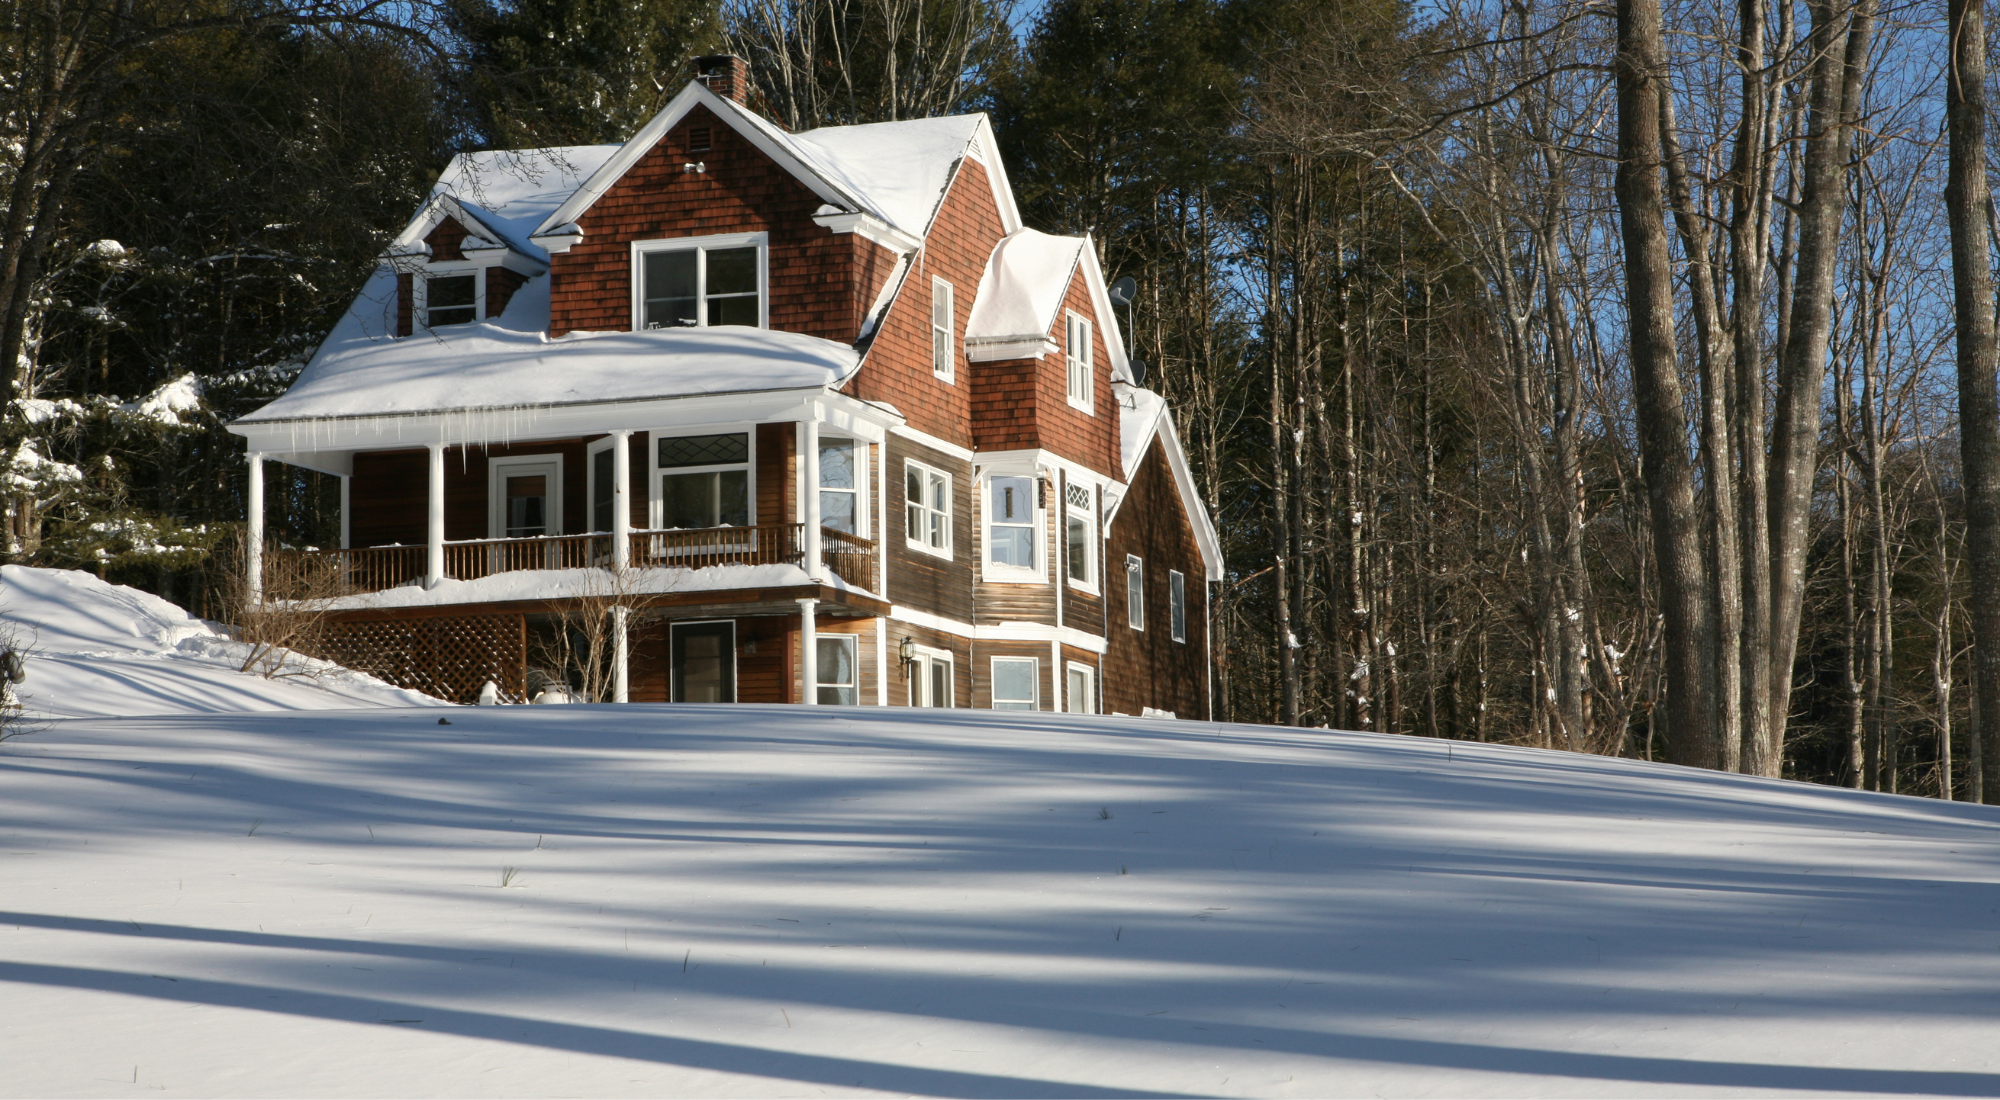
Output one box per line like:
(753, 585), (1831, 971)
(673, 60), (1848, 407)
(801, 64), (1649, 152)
(899, 637), (915, 664)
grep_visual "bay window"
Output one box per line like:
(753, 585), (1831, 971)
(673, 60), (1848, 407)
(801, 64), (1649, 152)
(905, 461), (951, 557)
(1064, 481), (1094, 587)
(820, 438), (858, 534)
(987, 475), (1037, 573)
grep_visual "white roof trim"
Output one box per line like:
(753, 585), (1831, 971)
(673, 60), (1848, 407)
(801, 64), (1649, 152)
(1074, 237), (1133, 385)
(966, 336), (1059, 362)
(533, 82), (863, 240)
(813, 209), (923, 253)
(1106, 388), (1222, 582)
(968, 116), (1022, 235)
(388, 194), (539, 269)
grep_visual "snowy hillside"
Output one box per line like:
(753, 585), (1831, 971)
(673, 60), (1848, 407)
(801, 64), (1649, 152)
(4, 704), (1999, 1096)
(0, 566), (443, 716)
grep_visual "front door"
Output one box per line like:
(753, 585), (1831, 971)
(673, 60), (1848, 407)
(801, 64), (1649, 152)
(671, 621), (736, 703)
(498, 463), (558, 538)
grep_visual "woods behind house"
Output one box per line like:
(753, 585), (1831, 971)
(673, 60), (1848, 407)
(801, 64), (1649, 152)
(4, 0), (1991, 796)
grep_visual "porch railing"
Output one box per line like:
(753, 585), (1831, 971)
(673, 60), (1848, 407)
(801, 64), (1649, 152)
(264, 522), (878, 599)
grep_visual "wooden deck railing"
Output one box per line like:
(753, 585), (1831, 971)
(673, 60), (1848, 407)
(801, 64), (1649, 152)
(264, 522), (879, 599)
(444, 533), (612, 579)
(821, 526), (877, 591)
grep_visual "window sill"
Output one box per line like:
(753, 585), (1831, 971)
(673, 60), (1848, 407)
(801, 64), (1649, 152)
(1066, 398), (1095, 416)
(1067, 579), (1100, 595)
(981, 567), (1046, 585)
(905, 539), (953, 561)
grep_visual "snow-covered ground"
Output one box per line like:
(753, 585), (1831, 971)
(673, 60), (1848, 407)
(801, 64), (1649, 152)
(0, 566), (442, 717)
(4, 699), (2000, 1097)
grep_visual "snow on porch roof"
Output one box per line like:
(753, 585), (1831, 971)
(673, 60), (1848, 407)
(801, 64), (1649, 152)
(234, 270), (860, 426)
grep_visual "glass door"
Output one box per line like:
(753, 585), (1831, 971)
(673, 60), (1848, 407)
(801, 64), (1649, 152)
(671, 621), (736, 703)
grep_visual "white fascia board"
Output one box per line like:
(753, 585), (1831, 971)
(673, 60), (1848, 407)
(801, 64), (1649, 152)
(972, 447), (1122, 495)
(887, 605), (1107, 654)
(1076, 239), (1133, 384)
(889, 423), (974, 463)
(533, 83), (862, 240)
(1103, 414), (1223, 583)
(231, 386), (839, 458)
(813, 209), (922, 253)
(389, 194), (540, 269)
(965, 335), (1059, 362)
(970, 116), (1024, 235)
(531, 223), (583, 254)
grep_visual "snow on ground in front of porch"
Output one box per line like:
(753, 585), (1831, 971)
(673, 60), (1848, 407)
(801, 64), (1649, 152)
(0, 566), (443, 718)
(5, 700), (2000, 1097)
(323, 560), (849, 612)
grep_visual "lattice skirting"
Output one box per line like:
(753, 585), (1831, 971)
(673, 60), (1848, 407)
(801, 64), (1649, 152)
(313, 614), (528, 705)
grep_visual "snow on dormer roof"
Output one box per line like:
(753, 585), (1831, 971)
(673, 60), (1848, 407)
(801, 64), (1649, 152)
(420, 145), (621, 260)
(964, 229), (1132, 383)
(532, 82), (1019, 252)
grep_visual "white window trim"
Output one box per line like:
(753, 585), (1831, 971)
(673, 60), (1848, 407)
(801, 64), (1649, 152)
(990, 655), (1039, 711)
(904, 459), (953, 560)
(981, 470), (1046, 584)
(1125, 553), (1145, 631)
(488, 453), (565, 539)
(1065, 310), (1094, 415)
(1063, 479), (1099, 594)
(816, 633), (859, 705)
(819, 435), (870, 540)
(1065, 661), (1097, 715)
(648, 425), (756, 530)
(417, 263), (486, 331)
(932, 276), (956, 383)
(1169, 569), (1187, 643)
(630, 230), (770, 331)
(908, 644), (954, 707)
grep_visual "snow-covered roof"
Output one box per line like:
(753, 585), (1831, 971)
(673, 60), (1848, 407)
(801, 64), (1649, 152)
(1112, 383), (1223, 582)
(533, 83), (1019, 249)
(964, 229), (1085, 358)
(422, 146), (620, 260)
(237, 271), (859, 425)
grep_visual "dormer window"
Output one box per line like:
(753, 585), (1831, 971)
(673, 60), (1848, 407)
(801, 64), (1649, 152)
(425, 274), (478, 327)
(633, 232), (766, 330)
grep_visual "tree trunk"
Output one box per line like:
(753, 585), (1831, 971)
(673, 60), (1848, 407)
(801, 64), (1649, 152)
(1616, 0), (1714, 766)
(1947, 0), (2000, 804)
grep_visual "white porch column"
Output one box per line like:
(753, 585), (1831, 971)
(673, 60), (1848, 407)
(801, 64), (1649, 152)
(426, 442), (445, 588)
(612, 605), (630, 703)
(611, 429), (633, 571)
(801, 415), (823, 581)
(245, 452), (265, 605)
(338, 474), (351, 550)
(798, 597), (819, 704)
(874, 617), (888, 706)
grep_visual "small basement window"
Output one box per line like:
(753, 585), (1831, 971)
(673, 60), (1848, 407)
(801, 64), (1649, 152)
(426, 273), (477, 327)
(992, 657), (1038, 711)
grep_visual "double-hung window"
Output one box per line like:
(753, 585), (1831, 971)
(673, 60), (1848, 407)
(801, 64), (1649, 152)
(657, 433), (750, 529)
(1125, 554), (1145, 630)
(634, 233), (764, 329)
(909, 648), (953, 707)
(817, 635), (857, 705)
(932, 278), (955, 381)
(1170, 570), (1187, 643)
(1064, 481), (1095, 587)
(423, 271), (479, 328)
(991, 657), (1038, 711)
(1065, 311), (1093, 412)
(819, 439), (859, 534)
(987, 476), (1037, 572)
(1065, 663), (1096, 714)
(905, 461), (951, 557)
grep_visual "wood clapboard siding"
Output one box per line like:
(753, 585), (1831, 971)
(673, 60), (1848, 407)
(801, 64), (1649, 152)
(842, 157), (1006, 449)
(1103, 437), (1208, 719)
(546, 104), (892, 342)
(973, 480), (1056, 624)
(971, 640), (1054, 710)
(883, 621), (972, 708)
(756, 423), (793, 526)
(883, 433), (973, 622)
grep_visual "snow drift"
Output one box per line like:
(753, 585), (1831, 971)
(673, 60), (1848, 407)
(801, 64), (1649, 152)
(3, 701), (1999, 1097)
(0, 565), (442, 717)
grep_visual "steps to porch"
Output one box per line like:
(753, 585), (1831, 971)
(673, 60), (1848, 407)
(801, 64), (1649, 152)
(264, 522), (876, 599)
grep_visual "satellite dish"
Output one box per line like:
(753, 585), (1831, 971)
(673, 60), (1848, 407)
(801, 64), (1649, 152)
(1129, 359), (1148, 386)
(1109, 276), (1137, 306)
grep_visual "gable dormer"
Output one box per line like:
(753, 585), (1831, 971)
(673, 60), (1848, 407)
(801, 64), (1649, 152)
(388, 194), (546, 337)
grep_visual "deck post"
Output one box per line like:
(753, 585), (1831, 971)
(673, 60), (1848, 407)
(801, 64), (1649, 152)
(426, 442), (445, 588)
(245, 452), (265, 605)
(611, 429), (632, 571)
(798, 597), (818, 704)
(338, 474), (350, 550)
(612, 605), (630, 703)
(802, 413), (823, 581)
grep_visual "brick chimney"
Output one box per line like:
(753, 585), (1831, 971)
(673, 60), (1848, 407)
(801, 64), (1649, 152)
(695, 55), (751, 105)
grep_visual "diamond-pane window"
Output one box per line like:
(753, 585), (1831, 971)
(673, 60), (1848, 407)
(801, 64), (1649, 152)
(658, 433), (749, 468)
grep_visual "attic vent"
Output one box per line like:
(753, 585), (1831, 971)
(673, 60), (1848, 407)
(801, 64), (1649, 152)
(688, 126), (712, 152)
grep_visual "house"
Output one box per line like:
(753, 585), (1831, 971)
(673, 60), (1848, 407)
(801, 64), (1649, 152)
(227, 56), (1223, 716)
